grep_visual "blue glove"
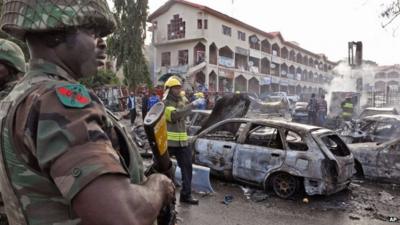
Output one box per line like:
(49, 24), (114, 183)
(192, 98), (205, 107)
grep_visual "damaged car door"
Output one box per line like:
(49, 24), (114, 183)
(313, 131), (354, 186)
(232, 123), (285, 184)
(194, 121), (248, 175)
(376, 139), (400, 180)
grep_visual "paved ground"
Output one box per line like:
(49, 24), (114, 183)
(175, 178), (400, 225)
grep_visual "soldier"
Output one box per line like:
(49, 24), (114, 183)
(0, 1), (174, 225)
(0, 39), (25, 100)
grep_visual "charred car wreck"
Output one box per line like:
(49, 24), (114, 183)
(348, 137), (400, 184)
(192, 118), (354, 198)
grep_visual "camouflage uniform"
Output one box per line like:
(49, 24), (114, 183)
(0, 39), (26, 100)
(0, 1), (144, 225)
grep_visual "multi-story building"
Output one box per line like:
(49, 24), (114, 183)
(373, 65), (400, 92)
(148, 0), (337, 95)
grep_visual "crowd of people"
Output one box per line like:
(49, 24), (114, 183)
(306, 93), (328, 126)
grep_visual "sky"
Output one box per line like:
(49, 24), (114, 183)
(143, 0), (400, 66)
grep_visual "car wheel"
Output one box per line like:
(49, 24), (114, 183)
(271, 173), (300, 199)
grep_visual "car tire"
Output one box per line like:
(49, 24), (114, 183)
(271, 173), (300, 199)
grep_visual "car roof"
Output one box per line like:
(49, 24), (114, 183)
(363, 114), (400, 122)
(221, 118), (321, 133)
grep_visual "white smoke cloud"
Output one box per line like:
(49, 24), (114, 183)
(325, 61), (377, 115)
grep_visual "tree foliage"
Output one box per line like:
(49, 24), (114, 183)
(381, 0), (400, 28)
(107, 0), (151, 89)
(0, 1), (29, 60)
(79, 69), (120, 88)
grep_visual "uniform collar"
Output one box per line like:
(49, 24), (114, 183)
(27, 58), (77, 82)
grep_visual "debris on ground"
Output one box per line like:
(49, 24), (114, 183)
(379, 191), (395, 204)
(222, 195), (234, 205)
(349, 215), (360, 220)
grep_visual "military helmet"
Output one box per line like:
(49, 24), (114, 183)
(0, 0), (116, 40)
(0, 39), (26, 73)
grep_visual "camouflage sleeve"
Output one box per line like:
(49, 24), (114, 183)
(27, 87), (128, 201)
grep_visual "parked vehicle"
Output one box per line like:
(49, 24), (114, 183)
(191, 118), (354, 198)
(348, 137), (400, 184)
(337, 114), (400, 144)
(270, 92), (300, 103)
(292, 102), (308, 123)
(359, 107), (398, 119)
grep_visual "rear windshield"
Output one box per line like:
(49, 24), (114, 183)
(319, 134), (351, 156)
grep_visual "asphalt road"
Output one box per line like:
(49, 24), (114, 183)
(175, 178), (400, 225)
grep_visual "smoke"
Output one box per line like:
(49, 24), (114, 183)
(325, 61), (377, 115)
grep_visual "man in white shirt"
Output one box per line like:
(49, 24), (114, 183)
(127, 92), (136, 125)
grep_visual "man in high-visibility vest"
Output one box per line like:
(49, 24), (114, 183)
(341, 95), (354, 121)
(163, 76), (204, 205)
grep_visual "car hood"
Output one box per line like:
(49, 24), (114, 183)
(197, 93), (250, 134)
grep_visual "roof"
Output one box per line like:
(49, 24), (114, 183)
(363, 114), (400, 122)
(148, 0), (336, 65)
(220, 118), (321, 133)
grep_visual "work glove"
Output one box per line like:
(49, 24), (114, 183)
(192, 98), (205, 107)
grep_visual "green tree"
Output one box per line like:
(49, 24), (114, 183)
(108, 0), (151, 89)
(79, 69), (120, 88)
(0, 1), (29, 60)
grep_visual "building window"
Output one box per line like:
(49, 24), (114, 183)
(161, 52), (171, 66)
(204, 19), (208, 29)
(249, 35), (260, 50)
(222, 25), (232, 36)
(197, 19), (202, 29)
(168, 14), (185, 40)
(178, 50), (189, 65)
(237, 31), (246, 41)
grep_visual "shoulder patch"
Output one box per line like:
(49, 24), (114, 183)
(56, 84), (91, 108)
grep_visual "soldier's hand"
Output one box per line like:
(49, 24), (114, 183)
(145, 174), (175, 206)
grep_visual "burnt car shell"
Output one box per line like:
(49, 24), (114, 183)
(348, 137), (400, 184)
(192, 118), (354, 197)
(186, 110), (211, 136)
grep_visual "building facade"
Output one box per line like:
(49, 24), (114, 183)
(148, 0), (337, 96)
(373, 65), (400, 92)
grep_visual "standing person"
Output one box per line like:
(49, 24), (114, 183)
(306, 93), (318, 125)
(141, 90), (149, 120)
(193, 92), (206, 109)
(163, 76), (204, 205)
(0, 38), (26, 225)
(317, 94), (328, 126)
(147, 90), (160, 111)
(127, 91), (137, 125)
(341, 95), (354, 121)
(0, 1), (174, 224)
(0, 39), (26, 100)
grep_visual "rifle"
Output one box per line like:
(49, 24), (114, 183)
(143, 102), (176, 225)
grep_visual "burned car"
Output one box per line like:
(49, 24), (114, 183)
(349, 137), (400, 184)
(359, 107), (398, 119)
(338, 114), (400, 144)
(186, 110), (211, 136)
(192, 118), (354, 198)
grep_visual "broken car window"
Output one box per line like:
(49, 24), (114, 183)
(320, 135), (351, 156)
(204, 122), (247, 142)
(245, 125), (283, 149)
(285, 130), (308, 151)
